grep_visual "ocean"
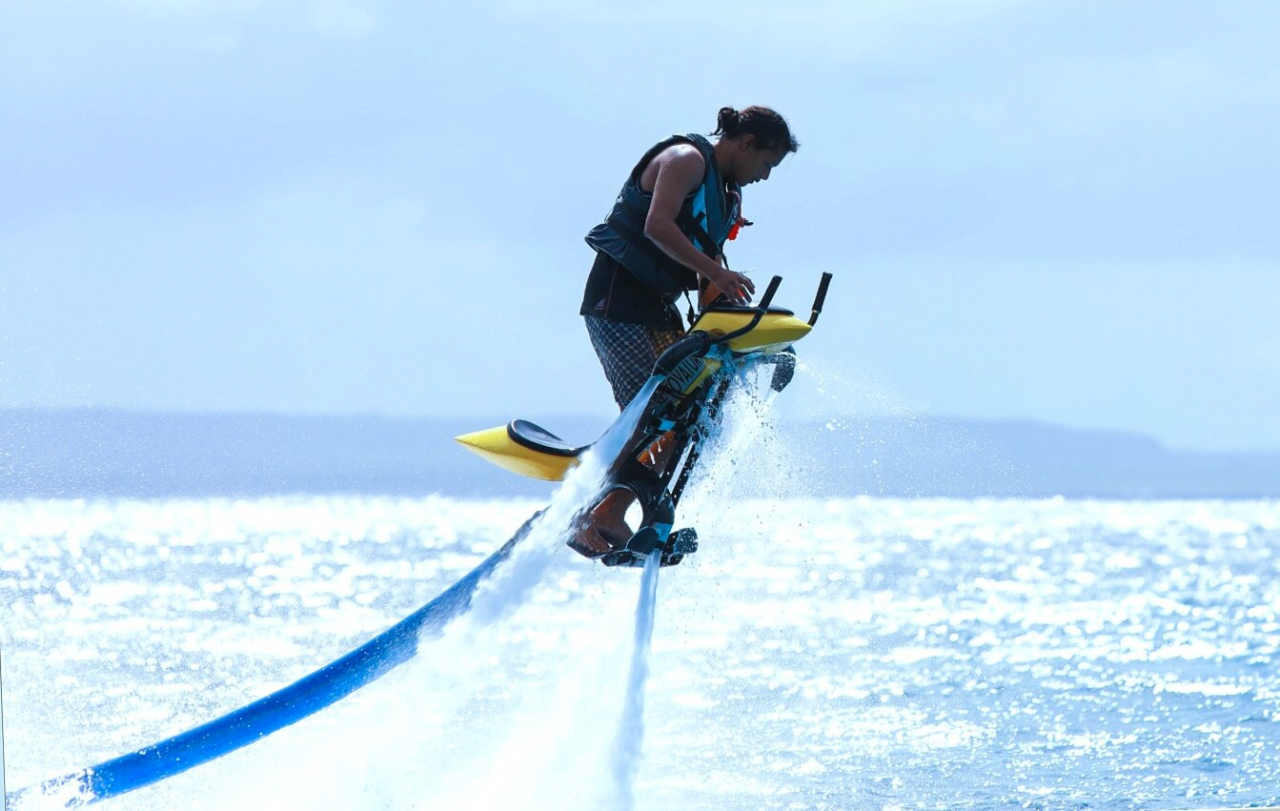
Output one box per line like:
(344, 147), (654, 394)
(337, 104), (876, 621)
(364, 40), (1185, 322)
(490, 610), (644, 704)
(3, 489), (1278, 810)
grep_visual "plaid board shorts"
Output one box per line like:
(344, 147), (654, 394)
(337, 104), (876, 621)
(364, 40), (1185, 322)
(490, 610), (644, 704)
(584, 315), (684, 410)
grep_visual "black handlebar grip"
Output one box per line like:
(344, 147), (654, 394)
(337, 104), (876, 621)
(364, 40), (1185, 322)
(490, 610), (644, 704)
(757, 275), (783, 310)
(809, 272), (833, 326)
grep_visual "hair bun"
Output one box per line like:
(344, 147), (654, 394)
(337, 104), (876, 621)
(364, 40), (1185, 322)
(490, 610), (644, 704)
(716, 106), (741, 134)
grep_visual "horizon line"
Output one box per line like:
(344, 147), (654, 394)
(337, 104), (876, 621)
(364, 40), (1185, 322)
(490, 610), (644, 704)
(3, 405), (1279, 456)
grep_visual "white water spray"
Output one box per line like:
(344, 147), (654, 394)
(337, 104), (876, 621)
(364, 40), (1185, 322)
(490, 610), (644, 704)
(608, 550), (662, 811)
(456, 376), (664, 632)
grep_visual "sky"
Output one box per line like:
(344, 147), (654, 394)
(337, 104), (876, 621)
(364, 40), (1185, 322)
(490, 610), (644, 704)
(2, 0), (1278, 450)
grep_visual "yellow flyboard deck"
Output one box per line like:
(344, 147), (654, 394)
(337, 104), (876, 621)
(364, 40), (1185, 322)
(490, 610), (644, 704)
(691, 309), (811, 353)
(455, 425), (579, 482)
(456, 311), (811, 480)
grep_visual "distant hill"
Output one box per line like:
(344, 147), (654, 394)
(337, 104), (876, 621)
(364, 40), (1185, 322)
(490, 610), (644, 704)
(2, 408), (1278, 500)
(776, 416), (1280, 499)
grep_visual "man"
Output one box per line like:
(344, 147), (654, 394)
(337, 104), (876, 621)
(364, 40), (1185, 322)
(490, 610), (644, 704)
(572, 105), (799, 558)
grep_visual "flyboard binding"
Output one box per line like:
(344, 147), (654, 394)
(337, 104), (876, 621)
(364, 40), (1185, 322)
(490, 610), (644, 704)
(456, 273), (832, 568)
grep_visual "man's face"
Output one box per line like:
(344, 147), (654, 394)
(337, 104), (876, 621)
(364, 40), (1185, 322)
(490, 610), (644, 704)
(739, 141), (789, 185)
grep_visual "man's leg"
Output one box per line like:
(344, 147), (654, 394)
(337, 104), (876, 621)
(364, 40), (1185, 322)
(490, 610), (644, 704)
(574, 318), (684, 557)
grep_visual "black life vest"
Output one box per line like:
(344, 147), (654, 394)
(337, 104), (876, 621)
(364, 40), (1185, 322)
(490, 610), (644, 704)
(584, 133), (742, 298)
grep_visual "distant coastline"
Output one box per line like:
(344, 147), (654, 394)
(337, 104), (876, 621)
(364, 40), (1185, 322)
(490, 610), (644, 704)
(2, 408), (1278, 500)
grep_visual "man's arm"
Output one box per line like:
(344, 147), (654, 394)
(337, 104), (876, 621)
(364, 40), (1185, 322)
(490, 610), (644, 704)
(643, 147), (756, 303)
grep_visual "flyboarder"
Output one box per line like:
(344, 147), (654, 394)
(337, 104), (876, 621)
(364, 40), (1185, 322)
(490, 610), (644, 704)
(573, 105), (800, 557)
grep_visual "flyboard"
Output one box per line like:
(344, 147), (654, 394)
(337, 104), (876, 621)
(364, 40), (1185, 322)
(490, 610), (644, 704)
(457, 273), (832, 568)
(9, 273), (830, 808)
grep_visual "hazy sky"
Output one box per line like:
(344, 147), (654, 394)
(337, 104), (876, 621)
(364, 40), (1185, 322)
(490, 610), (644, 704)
(3, 0), (1278, 450)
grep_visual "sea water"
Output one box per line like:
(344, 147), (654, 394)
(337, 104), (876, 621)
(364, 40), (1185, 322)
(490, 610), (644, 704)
(2, 492), (1279, 810)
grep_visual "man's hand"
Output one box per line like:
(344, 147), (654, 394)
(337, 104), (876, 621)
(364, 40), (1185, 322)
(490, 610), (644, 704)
(706, 267), (756, 304)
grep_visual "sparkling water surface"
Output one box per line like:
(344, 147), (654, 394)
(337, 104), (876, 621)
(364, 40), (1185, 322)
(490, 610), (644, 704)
(2, 494), (1279, 810)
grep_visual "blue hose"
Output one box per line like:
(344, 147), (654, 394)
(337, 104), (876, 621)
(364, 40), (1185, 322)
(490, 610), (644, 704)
(10, 512), (539, 808)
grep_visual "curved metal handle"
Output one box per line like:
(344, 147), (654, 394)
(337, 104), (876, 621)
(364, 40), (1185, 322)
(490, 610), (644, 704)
(712, 275), (783, 346)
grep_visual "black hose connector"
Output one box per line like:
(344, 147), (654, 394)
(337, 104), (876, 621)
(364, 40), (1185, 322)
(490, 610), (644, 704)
(654, 331), (712, 375)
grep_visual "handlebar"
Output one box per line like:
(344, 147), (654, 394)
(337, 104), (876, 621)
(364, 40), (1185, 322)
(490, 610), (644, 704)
(809, 272), (833, 326)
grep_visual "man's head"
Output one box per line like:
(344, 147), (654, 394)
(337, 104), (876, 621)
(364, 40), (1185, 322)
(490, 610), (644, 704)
(713, 105), (799, 186)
